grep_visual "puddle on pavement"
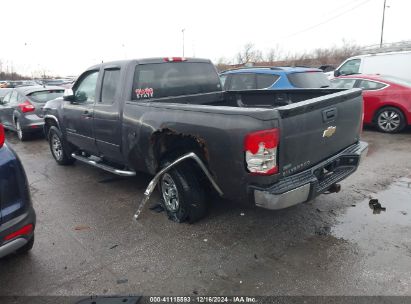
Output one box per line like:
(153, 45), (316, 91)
(332, 177), (411, 245)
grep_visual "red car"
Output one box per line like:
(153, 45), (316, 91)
(331, 74), (411, 133)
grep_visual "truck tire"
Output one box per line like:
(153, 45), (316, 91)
(48, 126), (75, 165)
(375, 107), (406, 133)
(159, 160), (207, 223)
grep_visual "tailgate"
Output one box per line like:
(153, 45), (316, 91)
(277, 89), (363, 177)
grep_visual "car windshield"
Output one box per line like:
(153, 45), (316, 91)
(287, 72), (330, 88)
(28, 90), (64, 103)
(381, 75), (411, 88)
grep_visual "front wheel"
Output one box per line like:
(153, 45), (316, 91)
(375, 107), (406, 133)
(159, 161), (207, 223)
(48, 127), (75, 165)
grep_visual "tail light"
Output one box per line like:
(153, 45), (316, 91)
(4, 224), (34, 241)
(18, 100), (35, 113)
(163, 57), (187, 62)
(244, 128), (279, 175)
(0, 124), (4, 148)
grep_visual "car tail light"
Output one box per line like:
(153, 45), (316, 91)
(18, 100), (35, 113)
(244, 128), (279, 175)
(4, 224), (34, 241)
(163, 57), (187, 62)
(0, 124), (4, 148)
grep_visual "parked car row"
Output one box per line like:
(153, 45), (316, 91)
(220, 55), (411, 134)
(0, 86), (65, 140)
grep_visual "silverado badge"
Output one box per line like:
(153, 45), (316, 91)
(323, 126), (336, 138)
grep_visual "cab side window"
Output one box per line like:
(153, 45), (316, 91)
(74, 71), (99, 103)
(339, 59), (360, 75)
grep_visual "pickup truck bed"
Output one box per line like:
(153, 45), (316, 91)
(43, 58), (368, 223)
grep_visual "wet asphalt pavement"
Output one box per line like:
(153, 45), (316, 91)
(0, 128), (410, 296)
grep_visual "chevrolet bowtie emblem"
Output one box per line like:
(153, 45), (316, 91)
(323, 126), (336, 138)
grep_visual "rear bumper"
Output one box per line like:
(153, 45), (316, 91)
(0, 208), (36, 258)
(253, 141), (368, 210)
(20, 114), (44, 132)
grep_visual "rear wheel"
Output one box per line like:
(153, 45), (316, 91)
(159, 160), (207, 223)
(16, 120), (28, 141)
(375, 107), (406, 133)
(48, 127), (75, 165)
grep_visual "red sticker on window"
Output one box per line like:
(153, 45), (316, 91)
(135, 88), (154, 99)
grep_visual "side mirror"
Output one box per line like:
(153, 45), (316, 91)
(334, 70), (340, 77)
(63, 89), (74, 101)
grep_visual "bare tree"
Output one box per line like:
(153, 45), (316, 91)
(236, 43), (262, 64)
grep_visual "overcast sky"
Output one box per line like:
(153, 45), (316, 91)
(1, 0), (410, 76)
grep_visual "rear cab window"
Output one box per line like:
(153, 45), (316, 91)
(287, 72), (330, 88)
(132, 62), (221, 100)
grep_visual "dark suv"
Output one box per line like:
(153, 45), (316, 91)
(0, 124), (36, 258)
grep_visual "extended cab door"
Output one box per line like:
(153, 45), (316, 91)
(93, 66), (123, 162)
(63, 70), (99, 154)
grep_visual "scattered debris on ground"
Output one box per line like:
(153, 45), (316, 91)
(116, 279), (128, 284)
(74, 225), (91, 231)
(369, 198), (386, 214)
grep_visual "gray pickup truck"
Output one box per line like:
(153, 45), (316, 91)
(43, 57), (368, 223)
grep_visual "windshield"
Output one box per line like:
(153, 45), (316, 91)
(287, 72), (330, 88)
(28, 89), (64, 103)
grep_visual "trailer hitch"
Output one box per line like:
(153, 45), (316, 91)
(133, 152), (223, 220)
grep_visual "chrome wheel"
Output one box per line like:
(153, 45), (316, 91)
(16, 121), (23, 140)
(161, 173), (180, 212)
(377, 110), (401, 132)
(51, 134), (63, 160)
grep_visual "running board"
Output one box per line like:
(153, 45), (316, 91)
(71, 153), (136, 177)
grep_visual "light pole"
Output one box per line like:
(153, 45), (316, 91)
(182, 28), (185, 57)
(380, 0), (388, 48)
